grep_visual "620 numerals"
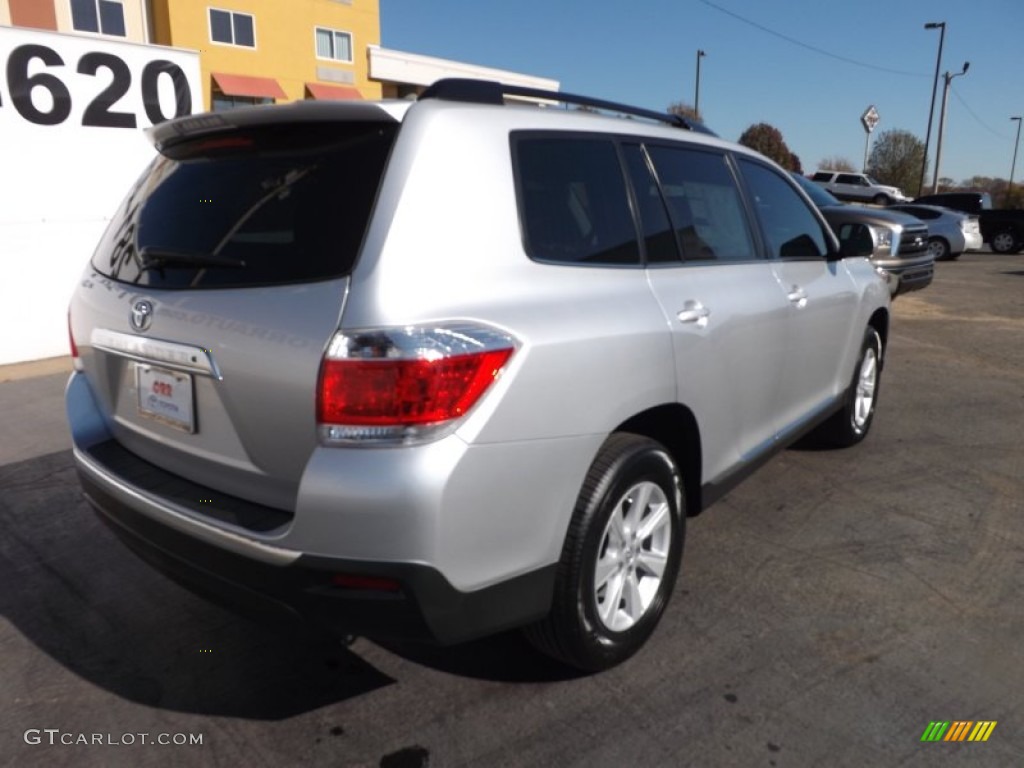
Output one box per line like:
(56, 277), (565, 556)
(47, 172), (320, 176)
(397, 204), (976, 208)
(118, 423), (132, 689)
(1, 43), (191, 127)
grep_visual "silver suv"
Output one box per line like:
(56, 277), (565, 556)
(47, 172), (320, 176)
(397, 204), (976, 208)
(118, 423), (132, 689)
(66, 79), (890, 671)
(811, 170), (909, 206)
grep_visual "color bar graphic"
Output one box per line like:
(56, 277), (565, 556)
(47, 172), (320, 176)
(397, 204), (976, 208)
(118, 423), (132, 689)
(920, 720), (996, 742)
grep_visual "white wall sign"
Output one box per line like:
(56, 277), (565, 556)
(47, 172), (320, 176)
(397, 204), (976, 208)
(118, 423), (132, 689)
(0, 26), (200, 366)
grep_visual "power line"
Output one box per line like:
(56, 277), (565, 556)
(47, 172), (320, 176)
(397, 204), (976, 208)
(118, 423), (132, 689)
(697, 0), (928, 78)
(950, 86), (1012, 141)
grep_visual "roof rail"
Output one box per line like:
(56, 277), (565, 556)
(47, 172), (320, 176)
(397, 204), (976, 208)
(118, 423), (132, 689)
(418, 78), (716, 136)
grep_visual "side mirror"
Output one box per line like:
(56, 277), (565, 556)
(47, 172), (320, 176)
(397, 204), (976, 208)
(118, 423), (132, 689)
(837, 222), (874, 259)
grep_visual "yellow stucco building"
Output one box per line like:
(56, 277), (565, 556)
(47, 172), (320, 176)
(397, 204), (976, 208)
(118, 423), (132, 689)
(149, 0), (381, 110)
(1, 2), (556, 113)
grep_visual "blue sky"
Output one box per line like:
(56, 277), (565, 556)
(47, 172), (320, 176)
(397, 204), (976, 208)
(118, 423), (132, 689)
(381, 0), (1024, 186)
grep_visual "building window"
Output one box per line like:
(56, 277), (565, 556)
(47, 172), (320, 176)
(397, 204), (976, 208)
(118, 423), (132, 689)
(315, 27), (353, 62)
(71, 0), (126, 36)
(209, 8), (255, 47)
(212, 94), (273, 112)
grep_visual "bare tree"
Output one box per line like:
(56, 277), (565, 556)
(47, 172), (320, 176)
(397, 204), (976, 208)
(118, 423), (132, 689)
(818, 156), (857, 172)
(667, 101), (700, 122)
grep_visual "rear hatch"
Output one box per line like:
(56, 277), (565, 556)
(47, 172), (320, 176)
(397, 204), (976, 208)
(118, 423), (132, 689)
(71, 105), (402, 510)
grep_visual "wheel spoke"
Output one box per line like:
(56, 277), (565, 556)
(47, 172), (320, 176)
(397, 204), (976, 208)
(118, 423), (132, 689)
(594, 554), (617, 591)
(625, 483), (653, 530)
(636, 502), (669, 542)
(622, 570), (644, 622)
(637, 549), (667, 579)
(600, 570), (625, 624)
(609, 506), (628, 547)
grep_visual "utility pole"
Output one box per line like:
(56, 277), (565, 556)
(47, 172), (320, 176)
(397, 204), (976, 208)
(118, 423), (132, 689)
(694, 49), (706, 121)
(932, 61), (969, 194)
(1009, 116), (1022, 207)
(920, 22), (946, 195)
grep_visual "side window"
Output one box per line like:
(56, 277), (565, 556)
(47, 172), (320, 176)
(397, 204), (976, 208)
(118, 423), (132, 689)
(515, 137), (640, 266)
(836, 174), (861, 186)
(811, 172), (833, 182)
(622, 145), (680, 263)
(739, 160), (829, 260)
(646, 145), (758, 262)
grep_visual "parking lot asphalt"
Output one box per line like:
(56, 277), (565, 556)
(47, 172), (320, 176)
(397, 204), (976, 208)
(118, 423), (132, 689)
(2, 252), (1023, 768)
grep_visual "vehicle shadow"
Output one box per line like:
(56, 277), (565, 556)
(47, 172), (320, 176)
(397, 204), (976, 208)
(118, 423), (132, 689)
(371, 631), (584, 684)
(0, 449), (393, 720)
(1, 450), (579, 720)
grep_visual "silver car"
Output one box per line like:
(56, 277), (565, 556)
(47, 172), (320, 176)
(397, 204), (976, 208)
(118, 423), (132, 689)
(66, 79), (890, 671)
(888, 203), (983, 260)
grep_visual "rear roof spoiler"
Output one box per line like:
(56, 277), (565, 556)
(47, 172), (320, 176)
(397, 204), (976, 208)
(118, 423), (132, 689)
(146, 101), (406, 153)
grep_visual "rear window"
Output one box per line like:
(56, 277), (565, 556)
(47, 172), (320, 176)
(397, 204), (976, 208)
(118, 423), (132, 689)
(91, 122), (397, 289)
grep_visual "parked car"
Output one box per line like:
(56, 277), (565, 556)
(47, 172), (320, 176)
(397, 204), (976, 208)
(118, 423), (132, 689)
(914, 191), (1024, 253)
(887, 203), (982, 260)
(793, 174), (933, 295)
(66, 79), (890, 672)
(811, 170), (909, 205)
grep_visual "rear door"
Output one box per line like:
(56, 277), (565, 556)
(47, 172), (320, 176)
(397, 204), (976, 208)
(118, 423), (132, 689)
(626, 143), (791, 486)
(72, 117), (399, 509)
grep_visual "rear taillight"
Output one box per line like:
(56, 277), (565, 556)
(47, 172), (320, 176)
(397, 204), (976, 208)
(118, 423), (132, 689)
(68, 309), (82, 371)
(317, 324), (516, 444)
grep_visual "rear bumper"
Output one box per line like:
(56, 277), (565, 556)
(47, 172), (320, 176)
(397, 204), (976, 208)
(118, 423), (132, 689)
(65, 370), (567, 644)
(76, 454), (556, 644)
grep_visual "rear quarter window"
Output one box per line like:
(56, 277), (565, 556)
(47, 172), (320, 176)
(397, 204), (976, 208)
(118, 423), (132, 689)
(513, 134), (640, 266)
(91, 122), (397, 289)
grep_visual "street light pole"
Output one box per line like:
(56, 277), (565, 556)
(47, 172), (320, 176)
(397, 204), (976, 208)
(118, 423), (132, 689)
(1009, 116), (1023, 207)
(932, 61), (969, 194)
(920, 22), (946, 195)
(694, 49), (706, 121)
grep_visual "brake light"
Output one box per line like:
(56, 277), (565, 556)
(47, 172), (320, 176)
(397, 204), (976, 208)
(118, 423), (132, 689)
(68, 309), (82, 371)
(317, 324), (516, 444)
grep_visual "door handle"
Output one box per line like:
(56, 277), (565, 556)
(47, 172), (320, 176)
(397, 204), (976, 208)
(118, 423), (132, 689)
(787, 287), (808, 309)
(677, 302), (710, 326)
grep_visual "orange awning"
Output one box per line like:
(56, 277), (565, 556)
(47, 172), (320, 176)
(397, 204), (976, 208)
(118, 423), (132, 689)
(212, 72), (286, 100)
(305, 83), (362, 101)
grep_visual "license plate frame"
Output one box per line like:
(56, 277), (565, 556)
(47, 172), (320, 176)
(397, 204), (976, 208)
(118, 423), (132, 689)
(136, 364), (195, 433)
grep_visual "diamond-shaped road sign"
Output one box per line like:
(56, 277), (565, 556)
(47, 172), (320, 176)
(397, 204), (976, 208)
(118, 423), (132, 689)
(861, 105), (880, 134)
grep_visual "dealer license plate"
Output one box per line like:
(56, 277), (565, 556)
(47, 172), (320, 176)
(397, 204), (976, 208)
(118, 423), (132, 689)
(136, 364), (195, 433)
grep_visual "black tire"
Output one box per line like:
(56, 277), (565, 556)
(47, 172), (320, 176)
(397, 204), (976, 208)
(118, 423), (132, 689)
(524, 433), (685, 671)
(872, 194), (889, 206)
(990, 230), (1019, 254)
(926, 237), (951, 261)
(807, 327), (882, 448)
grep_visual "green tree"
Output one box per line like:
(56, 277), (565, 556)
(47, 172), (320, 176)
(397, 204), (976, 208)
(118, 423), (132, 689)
(867, 129), (926, 196)
(738, 123), (799, 171)
(818, 155), (857, 172)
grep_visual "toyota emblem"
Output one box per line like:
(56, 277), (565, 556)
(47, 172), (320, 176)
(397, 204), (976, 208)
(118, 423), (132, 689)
(130, 299), (154, 332)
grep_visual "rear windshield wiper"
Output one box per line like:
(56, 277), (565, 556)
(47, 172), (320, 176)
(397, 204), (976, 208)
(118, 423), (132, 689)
(138, 246), (246, 270)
